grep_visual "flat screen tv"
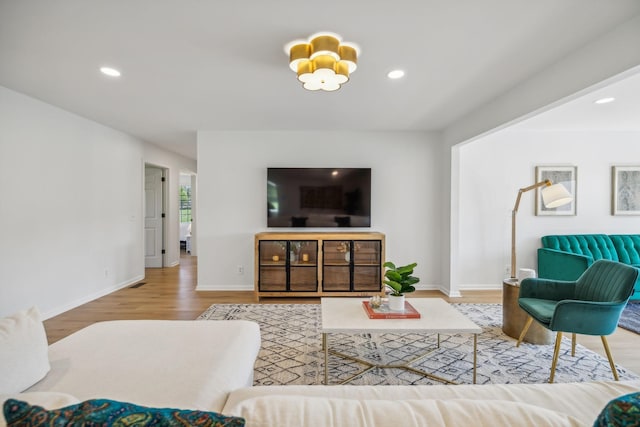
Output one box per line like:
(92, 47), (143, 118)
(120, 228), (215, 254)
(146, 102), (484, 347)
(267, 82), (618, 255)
(267, 168), (371, 228)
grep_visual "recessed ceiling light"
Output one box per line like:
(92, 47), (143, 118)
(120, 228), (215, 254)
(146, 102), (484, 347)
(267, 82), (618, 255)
(100, 67), (121, 77)
(387, 70), (405, 79)
(594, 97), (615, 104)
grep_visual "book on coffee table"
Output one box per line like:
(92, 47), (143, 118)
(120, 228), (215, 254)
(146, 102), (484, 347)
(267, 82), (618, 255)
(362, 300), (421, 319)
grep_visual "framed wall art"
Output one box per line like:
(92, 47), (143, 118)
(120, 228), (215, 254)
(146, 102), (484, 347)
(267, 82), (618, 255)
(612, 166), (640, 215)
(535, 165), (577, 216)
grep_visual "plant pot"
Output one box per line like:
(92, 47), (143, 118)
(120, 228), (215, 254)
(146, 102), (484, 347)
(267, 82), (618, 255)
(388, 294), (405, 311)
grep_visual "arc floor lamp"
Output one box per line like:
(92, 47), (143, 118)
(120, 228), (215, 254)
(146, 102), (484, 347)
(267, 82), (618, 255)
(511, 180), (573, 279)
(502, 179), (573, 343)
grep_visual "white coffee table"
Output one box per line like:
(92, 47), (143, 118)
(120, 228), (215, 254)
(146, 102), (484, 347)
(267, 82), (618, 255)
(321, 297), (482, 385)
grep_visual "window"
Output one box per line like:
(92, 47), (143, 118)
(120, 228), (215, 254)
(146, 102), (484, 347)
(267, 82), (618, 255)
(180, 184), (191, 223)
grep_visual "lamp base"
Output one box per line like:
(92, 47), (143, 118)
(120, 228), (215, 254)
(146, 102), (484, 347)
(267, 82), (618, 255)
(502, 279), (554, 345)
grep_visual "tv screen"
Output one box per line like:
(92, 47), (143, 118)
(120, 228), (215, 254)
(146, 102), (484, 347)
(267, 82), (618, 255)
(267, 168), (371, 228)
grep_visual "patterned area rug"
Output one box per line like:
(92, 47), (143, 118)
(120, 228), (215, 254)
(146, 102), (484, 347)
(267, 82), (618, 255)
(197, 302), (639, 386)
(619, 302), (640, 334)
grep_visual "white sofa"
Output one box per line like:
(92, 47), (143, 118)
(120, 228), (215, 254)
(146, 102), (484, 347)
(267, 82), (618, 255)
(2, 310), (639, 426)
(25, 320), (262, 412)
(223, 381), (640, 426)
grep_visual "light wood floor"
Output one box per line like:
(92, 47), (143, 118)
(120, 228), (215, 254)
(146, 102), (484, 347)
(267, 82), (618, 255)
(44, 252), (640, 376)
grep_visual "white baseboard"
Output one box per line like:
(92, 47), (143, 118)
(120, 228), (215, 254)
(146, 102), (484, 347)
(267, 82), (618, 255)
(195, 284), (255, 291)
(41, 274), (144, 320)
(458, 283), (503, 291)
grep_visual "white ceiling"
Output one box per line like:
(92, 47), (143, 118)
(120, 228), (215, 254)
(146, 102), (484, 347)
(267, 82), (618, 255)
(514, 70), (640, 131)
(1, 1), (640, 160)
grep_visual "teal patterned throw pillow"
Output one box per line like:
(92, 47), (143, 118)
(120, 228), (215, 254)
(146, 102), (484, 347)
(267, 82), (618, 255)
(594, 392), (640, 427)
(3, 398), (245, 427)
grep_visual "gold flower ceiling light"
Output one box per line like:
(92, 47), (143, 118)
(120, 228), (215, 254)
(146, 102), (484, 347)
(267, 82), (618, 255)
(285, 32), (359, 92)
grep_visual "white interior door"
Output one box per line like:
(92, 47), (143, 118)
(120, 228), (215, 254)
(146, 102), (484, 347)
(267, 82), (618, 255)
(145, 166), (163, 268)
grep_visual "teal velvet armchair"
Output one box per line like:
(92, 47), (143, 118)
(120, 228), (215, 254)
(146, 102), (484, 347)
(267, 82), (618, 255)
(516, 259), (638, 383)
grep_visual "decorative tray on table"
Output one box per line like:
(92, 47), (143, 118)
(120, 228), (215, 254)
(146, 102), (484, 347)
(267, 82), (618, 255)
(362, 300), (421, 319)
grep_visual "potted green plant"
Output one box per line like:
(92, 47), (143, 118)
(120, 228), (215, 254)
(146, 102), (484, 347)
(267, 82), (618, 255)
(383, 261), (420, 311)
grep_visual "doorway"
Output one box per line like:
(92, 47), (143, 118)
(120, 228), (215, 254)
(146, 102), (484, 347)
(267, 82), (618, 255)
(144, 165), (166, 268)
(179, 173), (194, 256)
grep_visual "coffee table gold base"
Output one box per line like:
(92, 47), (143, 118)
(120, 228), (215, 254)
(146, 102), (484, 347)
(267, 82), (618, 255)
(323, 333), (477, 385)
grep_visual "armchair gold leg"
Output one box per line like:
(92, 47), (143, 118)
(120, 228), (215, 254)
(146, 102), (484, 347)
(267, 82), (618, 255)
(516, 316), (534, 347)
(549, 331), (563, 383)
(571, 333), (576, 357)
(601, 336), (619, 381)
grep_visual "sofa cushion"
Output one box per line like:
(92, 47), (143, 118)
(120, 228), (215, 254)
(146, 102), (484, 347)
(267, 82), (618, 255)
(225, 395), (581, 427)
(224, 381), (640, 425)
(26, 319), (261, 413)
(541, 235), (618, 261)
(3, 398), (245, 427)
(0, 307), (50, 394)
(594, 391), (640, 426)
(610, 235), (640, 266)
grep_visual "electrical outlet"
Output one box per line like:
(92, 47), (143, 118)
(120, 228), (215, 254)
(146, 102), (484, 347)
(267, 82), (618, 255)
(237, 265), (244, 275)
(504, 264), (510, 278)
(104, 269), (109, 278)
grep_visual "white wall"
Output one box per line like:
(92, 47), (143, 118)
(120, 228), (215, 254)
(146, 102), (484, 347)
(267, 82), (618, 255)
(196, 131), (443, 291)
(457, 129), (640, 289)
(0, 86), (196, 318)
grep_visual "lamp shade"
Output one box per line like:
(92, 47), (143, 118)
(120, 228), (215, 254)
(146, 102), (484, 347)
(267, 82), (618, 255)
(509, 179), (573, 281)
(285, 32), (359, 91)
(541, 183), (573, 208)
